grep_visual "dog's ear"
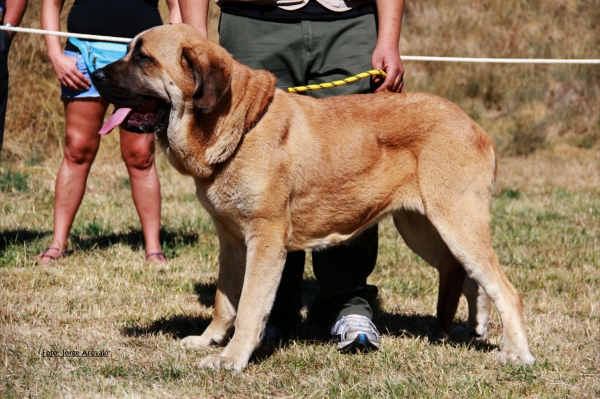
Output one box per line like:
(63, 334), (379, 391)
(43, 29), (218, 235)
(181, 47), (231, 114)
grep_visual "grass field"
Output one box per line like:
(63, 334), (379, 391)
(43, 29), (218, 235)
(1, 147), (598, 398)
(1, 0), (599, 398)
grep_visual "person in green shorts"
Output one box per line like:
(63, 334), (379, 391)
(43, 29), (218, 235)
(179, 0), (404, 352)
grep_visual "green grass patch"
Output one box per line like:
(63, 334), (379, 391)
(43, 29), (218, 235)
(0, 170), (29, 192)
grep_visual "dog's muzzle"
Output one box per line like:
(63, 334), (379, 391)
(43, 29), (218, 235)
(91, 68), (170, 135)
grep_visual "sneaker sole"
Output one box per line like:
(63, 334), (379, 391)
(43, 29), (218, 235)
(337, 333), (380, 353)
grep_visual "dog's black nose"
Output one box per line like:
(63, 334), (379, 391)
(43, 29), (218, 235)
(91, 69), (107, 85)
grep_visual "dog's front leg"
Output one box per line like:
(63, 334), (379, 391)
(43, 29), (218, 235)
(199, 224), (287, 371)
(182, 232), (246, 348)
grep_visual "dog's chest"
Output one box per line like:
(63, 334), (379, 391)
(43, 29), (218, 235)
(195, 176), (263, 220)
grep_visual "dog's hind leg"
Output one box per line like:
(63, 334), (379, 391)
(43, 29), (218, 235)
(424, 194), (534, 364)
(393, 210), (487, 338)
(181, 229), (246, 349)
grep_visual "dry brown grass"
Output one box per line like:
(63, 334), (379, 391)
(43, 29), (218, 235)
(0, 1), (599, 398)
(1, 149), (598, 398)
(403, 0), (600, 156)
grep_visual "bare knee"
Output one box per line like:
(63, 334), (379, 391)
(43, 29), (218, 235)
(122, 146), (155, 172)
(63, 136), (98, 167)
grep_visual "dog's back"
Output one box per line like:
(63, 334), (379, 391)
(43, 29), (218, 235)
(238, 90), (496, 251)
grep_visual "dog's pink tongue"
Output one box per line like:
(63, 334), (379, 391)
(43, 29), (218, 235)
(99, 108), (132, 135)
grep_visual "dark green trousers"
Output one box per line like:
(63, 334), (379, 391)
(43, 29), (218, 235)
(220, 12), (379, 332)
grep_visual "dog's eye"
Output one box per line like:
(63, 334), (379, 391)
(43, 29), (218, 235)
(134, 51), (154, 64)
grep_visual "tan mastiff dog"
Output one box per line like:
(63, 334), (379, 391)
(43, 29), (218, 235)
(91, 24), (534, 371)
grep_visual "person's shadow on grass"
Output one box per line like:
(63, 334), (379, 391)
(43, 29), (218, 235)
(0, 227), (199, 258)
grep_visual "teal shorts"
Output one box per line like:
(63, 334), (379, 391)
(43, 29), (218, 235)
(60, 50), (101, 99)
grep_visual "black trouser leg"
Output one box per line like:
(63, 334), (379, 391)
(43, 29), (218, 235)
(310, 225), (379, 332)
(0, 31), (11, 152)
(267, 251), (305, 334)
(268, 225), (379, 334)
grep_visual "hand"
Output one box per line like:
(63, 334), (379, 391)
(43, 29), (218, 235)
(371, 44), (405, 93)
(49, 53), (91, 91)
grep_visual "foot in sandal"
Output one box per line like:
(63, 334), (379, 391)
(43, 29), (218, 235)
(146, 252), (168, 263)
(36, 246), (67, 264)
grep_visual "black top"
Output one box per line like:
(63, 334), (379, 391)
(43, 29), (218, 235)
(67, 0), (163, 39)
(220, 0), (376, 22)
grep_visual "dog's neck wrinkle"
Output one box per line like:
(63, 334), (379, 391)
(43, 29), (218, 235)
(164, 105), (224, 178)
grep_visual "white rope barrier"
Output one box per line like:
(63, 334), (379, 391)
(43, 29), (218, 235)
(402, 55), (600, 64)
(2, 25), (599, 64)
(0, 25), (131, 43)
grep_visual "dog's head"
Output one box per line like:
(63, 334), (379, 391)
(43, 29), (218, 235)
(92, 24), (276, 178)
(92, 24), (233, 135)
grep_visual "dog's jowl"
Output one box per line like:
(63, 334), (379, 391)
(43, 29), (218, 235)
(92, 24), (535, 371)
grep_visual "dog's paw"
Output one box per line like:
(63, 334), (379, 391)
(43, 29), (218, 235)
(181, 335), (216, 349)
(199, 354), (246, 372)
(449, 325), (487, 343)
(497, 349), (535, 365)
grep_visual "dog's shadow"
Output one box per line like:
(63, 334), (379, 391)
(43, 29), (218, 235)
(120, 313), (212, 340)
(121, 277), (498, 359)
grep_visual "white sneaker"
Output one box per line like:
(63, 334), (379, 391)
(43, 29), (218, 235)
(331, 315), (380, 352)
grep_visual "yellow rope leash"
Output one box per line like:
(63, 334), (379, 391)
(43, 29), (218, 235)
(286, 69), (387, 93)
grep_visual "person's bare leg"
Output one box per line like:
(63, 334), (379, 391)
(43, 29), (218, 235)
(119, 129), (164, 261)
(38, 99), (107, 264)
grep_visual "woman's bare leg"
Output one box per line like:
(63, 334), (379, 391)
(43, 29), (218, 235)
(119, 129), (164, 261)
(38, 99), (107, 264)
